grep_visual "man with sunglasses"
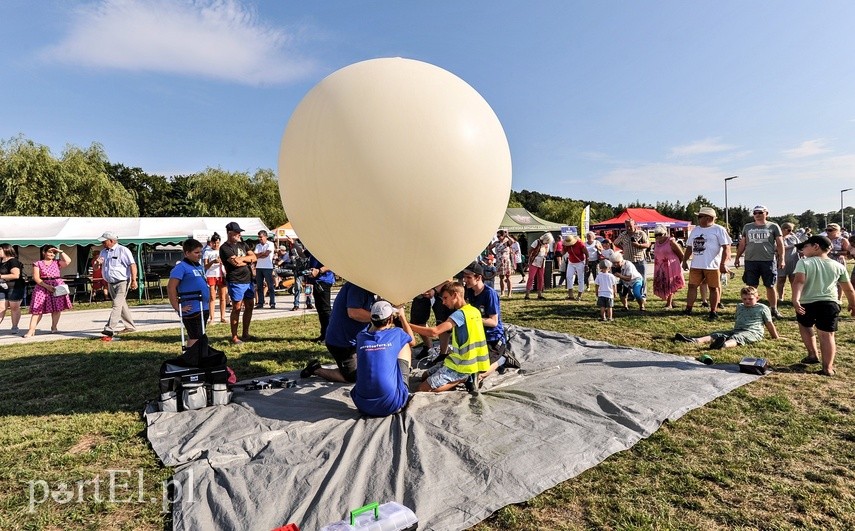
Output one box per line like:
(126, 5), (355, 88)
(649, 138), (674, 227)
(733, 205), (785, 318)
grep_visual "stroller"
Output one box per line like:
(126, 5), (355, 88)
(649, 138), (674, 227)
(157, 291), (232, 412)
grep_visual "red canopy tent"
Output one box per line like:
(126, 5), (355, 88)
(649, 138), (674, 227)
(590, 208), (691, 230)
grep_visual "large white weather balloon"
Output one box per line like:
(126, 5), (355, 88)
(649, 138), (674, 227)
(278, 57), (511, 304)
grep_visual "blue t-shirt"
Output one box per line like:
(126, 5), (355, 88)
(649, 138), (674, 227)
(169, 259), (210, 313)
(351, 327), (412, 416)
(465, 285), (505, 343)
(325, 282), (375, 348)
(306, 252), (335, 285)
(447, 308), (468, 345)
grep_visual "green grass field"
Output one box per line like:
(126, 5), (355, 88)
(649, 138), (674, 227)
(2, 279), (854, 530)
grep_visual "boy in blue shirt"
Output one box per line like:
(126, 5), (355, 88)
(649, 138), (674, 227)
(462, 262), (510, 382)
(351, 300), (417, 416)
(167, 238), (210, 349)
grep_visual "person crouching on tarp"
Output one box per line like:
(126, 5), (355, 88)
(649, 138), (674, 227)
(410, 282), (490, 393)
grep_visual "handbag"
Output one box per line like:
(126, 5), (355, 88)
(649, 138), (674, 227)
(52, 284), (70, 297)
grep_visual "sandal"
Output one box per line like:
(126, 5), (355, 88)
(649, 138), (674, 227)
(300, 359), (322, 378)
(820, 368), (836, 377)
(800, 356), (820, 364)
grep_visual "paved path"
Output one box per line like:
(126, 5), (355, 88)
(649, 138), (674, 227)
(0, 293), (323, 346)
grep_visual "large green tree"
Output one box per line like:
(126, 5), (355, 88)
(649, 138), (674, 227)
(107, 163), (173, 217)
(0, 137), (138, 216)
(186, 167), (286, 228)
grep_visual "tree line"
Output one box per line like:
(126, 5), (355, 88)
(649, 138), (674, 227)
(1, 136), (850, 235)
(0, 136), (287, 228)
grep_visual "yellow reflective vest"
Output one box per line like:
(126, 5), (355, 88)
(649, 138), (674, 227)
(444, 304), (490, 374)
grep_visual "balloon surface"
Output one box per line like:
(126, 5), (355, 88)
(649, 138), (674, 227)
(278, 57), (511, 304)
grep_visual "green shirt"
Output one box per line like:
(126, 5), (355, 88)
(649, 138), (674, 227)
(794, 256), (849, 303)
(733, 303), (771, 341)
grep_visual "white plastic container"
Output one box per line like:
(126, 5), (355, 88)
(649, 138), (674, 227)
(320, 502), (418, 531)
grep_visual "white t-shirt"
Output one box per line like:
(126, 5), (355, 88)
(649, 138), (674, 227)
(203, 248), (222, 278)
(255, 241), (275, 269)
(687, 224), (732, 270)
(585, 242), (600, 262)
(619, 261), (642, 287)
(511, 242), (522, 264)
(595, 272), (617, 297)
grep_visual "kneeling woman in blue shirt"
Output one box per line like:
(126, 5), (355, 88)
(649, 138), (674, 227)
(351, 300), (416, 417)
(167, 238), (210, 348)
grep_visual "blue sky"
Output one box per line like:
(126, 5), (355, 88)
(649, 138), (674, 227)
(2, 0), (855, 217)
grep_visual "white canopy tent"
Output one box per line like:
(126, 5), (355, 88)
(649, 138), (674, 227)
(0, 217), (270, 298)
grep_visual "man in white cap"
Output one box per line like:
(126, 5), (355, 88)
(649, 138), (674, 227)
(681, 207), (732, 320)
(733, 205), (785, 318)
(350, 300), (416, 416)
(97, 231), (137, 340)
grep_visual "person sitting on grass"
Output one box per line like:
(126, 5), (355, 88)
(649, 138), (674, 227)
(611, 251), (646, 311)
(410, 281), (490, 393)
(594, 259), (617, 322)
(350, 300), (417, 417)
(673, 286), (780, 349)
(791, 235), (855, 377)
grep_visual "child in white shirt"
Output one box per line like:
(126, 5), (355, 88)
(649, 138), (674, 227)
(594, 260), (618, 321)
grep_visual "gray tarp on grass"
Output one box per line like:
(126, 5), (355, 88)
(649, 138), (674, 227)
(144, 326), (761, 530)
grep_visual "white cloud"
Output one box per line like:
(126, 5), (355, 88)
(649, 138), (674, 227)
(39, 0), (318, 85)
(782, 139), (832, 158)
(600, 163), (725, 195)
(668, 137), (736, 158)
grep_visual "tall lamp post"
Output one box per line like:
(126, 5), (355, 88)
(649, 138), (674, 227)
(724, 176), (738, 234)
(842, 188), (852, 228)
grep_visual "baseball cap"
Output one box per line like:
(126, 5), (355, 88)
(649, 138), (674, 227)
(98, 231), (118, 241)
(695, 206), (717, 218)
(225, 221), (245, 233)
(752, 205), (768, 213)
(825, 223), (841, 231)
(796, 235), (832, 251)
(463, 261), (484, 276)
(278, 245), (287, 251)
(370, 300), (395, 321)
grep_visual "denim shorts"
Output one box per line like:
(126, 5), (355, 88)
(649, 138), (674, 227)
(743, 260), (776, 288)
(427, 364), (469, 389)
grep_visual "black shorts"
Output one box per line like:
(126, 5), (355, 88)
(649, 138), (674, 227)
(433, 297), (451, 324)
(796, 301), (841, 333)
(326, 343), (358, 382)
(182, 310), (210, 340)
(410, 295), (432, 325)
(743, 260), (776, 288)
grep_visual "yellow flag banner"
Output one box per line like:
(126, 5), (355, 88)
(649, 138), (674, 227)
(581, 205), (590, 235)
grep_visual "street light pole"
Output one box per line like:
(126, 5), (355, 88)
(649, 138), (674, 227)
(724, 176), (738, 235)
(842, 188), (852, 228)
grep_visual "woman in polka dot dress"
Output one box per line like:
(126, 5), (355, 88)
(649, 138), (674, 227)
(23, 246), (73, 337)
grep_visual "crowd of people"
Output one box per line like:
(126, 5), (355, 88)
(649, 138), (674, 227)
(2, 211), (855, 414)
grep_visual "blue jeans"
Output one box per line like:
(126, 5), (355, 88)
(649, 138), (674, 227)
(293, 276), (313, 308)
(632, 260), (647, 298)
(255, 268), (275, 306)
